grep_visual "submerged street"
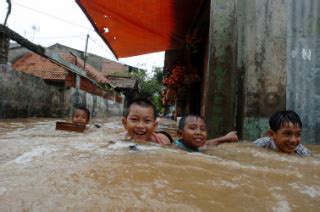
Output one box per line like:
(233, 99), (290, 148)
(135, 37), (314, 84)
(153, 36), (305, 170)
(0, 117), (319, 211)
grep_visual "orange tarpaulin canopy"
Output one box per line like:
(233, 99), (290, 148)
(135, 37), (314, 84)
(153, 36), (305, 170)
(76, 0), (204, 58)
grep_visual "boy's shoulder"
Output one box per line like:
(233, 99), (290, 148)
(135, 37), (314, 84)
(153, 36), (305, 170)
(253, 137), (276, 149)
(295, 144), (312, 157)
(253, 136), (312, 157)
(174, 139), (200, 152)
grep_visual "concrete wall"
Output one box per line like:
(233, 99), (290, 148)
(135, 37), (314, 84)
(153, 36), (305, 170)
(286, 0), (320, 144)
(0, 66), (124, 119)
(8, 45), (31, 63)
(203, 0), (238, 139)
(237, 0), (320, 143)
(0, 65), (64, 118)
(64, 88), (124, 117)
(205, 0), (319, 143)
(237, 0), (287, 140)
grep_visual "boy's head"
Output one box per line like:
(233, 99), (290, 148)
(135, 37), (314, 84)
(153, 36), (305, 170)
(72, 106), (90, 126)
(267, 110), (302, 154)
(122, 98), (157, 141)
(178, 114), (207, 150)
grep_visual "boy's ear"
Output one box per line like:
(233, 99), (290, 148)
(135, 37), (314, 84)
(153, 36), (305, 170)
(267, 129), (276, 138)
(177, 130), (182, 137)
(122, 117), (127, 129)
(154, 120), (158, 128)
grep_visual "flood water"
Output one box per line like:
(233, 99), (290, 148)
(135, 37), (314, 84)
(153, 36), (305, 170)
(0, 117), (319, 211)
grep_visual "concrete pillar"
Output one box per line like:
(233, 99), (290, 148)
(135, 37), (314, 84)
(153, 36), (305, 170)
(0, 29), (10, 64)
(238, 0), (287, 140)
(203, 0), (238, 139)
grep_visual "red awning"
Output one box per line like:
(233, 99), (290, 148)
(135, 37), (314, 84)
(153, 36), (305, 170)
(76, 0), (204, 58)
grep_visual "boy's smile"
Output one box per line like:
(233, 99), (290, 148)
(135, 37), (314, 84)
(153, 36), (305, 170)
(269, 122), (301, 154)
(122, 105), (157, 141)
(179, 117), (207, 149)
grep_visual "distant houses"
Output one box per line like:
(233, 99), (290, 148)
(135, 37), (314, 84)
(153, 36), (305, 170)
(0, 25), (139, 118)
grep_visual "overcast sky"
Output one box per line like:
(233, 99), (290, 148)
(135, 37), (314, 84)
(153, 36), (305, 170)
(0, 0), (164, 73)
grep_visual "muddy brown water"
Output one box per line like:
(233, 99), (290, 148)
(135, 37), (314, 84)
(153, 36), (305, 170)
(0, 117), (319, 211)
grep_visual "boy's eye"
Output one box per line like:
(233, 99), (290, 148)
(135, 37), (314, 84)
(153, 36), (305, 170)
(188, 125), (197, 130)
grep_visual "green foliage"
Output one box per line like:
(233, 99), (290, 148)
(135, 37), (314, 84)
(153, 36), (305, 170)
(135, 67), (164, 111)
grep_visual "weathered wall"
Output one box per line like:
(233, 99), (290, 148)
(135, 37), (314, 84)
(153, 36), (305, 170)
(286, 0), (320, 144)
(237, 0), (287, 140)
(204, 0), (238, 138)
(8, 45), (31, 63)
(0, 66), (123, 119)
(0, 65), (64, 118)
(64, 88), (123, 117)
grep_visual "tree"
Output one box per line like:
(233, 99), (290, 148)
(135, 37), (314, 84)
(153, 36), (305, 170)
(133, 67), (164, 111)
(111, 66), (164, 112)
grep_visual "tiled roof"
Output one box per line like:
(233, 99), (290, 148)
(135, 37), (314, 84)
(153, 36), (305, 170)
(12, 52), (67, 80)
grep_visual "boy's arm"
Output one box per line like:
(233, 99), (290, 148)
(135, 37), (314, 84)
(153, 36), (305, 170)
(206, 131), (238, 146)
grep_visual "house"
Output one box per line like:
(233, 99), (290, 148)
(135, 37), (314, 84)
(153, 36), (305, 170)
(11, 51), (124, 117)
(48, 43), (130, 76)
(0, 25), (131, 118)
(76, 0), (320, 144)
(47, 43), (140, 107)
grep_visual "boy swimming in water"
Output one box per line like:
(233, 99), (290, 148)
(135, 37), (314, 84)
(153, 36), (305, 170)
(122, 99), (172, 144)
(175, 114), (238, 152)
(72, 106), (90, 127)
(253, 110), (312, 156)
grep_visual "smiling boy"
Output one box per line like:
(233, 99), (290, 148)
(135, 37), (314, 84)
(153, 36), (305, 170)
(175, 114), (238, 152)
(253, 110), (312, 156)
(122, 99), (171, 144)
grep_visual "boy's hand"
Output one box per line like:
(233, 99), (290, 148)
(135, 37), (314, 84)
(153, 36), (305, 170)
(224, 131), (238, 142)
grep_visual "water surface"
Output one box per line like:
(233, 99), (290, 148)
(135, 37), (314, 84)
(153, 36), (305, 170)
(0, 117), (319, 211)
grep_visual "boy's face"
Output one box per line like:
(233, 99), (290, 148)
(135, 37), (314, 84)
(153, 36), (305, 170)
(178, 116), (207, 149)
(268, 122), (301, 154)
(122, 104), (157, 141)
(72, 109), (89, 126)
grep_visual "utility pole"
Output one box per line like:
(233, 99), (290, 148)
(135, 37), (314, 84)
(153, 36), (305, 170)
(4, 0), (11, 26)
(83, 34), (89, 70)
(31, 25), (40, 42)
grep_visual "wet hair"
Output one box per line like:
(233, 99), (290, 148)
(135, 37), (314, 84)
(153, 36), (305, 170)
(178, 114), (206, 130)
(73, 106), (90, 120)
(124, 98), (157, 119)
(269, 110), (302, 132)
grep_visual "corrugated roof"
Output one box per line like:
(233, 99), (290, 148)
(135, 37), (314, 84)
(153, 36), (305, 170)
(59, 53), (110, 84)
(101, 60), (127, 76)
(107, 76), (137, 90)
